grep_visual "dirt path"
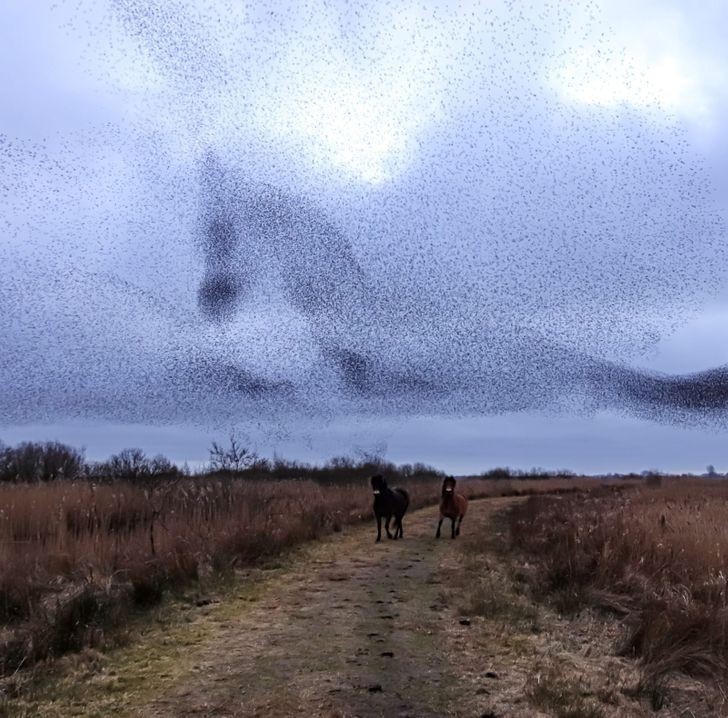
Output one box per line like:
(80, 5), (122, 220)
(10, 496), (710, 717)
(144, 499), (469, 718)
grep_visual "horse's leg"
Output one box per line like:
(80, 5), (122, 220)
(376, 513), (382, 542)
(397, 516), (404, 539)
(451, 516), (456, 539)
(436, 516), (443, 538)
(456, 515), (463, 536)
(385, 515), (393, 539)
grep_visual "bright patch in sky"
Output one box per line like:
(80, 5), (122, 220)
(553, 48), (699, 115)
(257, 2), (468, 184)
(272, 71), (415, 184)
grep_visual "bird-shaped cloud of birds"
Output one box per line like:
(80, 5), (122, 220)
(1, 0), (727, 432)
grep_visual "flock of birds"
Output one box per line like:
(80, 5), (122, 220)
(1, 0), (727, 433)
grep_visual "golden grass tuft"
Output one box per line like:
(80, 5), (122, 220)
(510, 479), (728, 688)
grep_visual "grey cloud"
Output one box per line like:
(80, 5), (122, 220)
(2, 0), (728, 445)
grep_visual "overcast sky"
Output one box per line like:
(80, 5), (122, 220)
(2, 0), (728, 473)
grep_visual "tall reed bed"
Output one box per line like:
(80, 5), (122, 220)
(0, 475), (594, 673)
(510, 480), (728, 687)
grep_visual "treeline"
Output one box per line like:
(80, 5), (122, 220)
(0, 440), (86, 483)
(6, 439), (704, 485)
(0, 438), (444, 484)
(479, 466), (578, 480)
(0, 441), (178, 483)
(4, 438), (685, 485)
(228, 456), (444, 483)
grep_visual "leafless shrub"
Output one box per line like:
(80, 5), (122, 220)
(208, 434), (258, 472)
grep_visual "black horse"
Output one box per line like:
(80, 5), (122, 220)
(370, 474), (410, 542)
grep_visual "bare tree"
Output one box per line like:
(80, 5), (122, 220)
(108, 448), (150, 481)
(208, 433), (257, 473)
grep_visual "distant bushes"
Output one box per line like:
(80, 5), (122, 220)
(0, 441), (85, 483)
(235, 454), (444, 484)
(90, 447), (179, 483)
(0, 437), (444, 486)
(479, 466), (576, 480)
(0, 441), (180, 484)
(203, 434), (446, 484)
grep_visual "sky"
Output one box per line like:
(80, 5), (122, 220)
(2, 0), (728, 474)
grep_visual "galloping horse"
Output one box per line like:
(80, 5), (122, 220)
(370, 474), (410, 542)
(436, 476), (468, 539)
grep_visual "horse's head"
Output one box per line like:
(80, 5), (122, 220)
(370, 474), (386, 495)
(442, 476), (456, 496)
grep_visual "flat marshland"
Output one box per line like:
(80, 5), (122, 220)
(510, 479), (728, 701)
(3, 474), (728, 716)
(0, 473), (591, 676)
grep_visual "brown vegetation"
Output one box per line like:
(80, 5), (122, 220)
(0, 472), (595, 675)
(510, 479), (728, 694)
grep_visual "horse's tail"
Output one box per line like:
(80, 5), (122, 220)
(394, 487), (410, 511)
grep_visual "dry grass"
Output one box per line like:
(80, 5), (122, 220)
(510, 479), (728, 690)
(526, 665), (607, 718)
(443, 516), (542, 630)
(0, 474), (600, 675)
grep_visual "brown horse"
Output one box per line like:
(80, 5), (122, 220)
(436, 476), (468, 539)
